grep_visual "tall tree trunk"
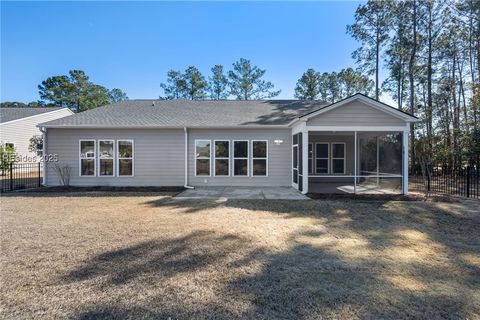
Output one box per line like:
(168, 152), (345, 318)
(408, 0), (417, 174)
(451, 53), (460, 168)
(375, 24), (380, 100)
(458, 60), (469, 134)
(426, 4), (434, 159)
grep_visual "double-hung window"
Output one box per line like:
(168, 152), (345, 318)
(233, 140), (248, 176)
(80, 140), (96, 176)
(331, 143), (346, 174)
(117, 140), (134, 176)
(195, 140), (211, 176)
(98, 140), (114, 176)
(315, 143), (329, 174)
(252, 140), (267, 176)
(214, 140), (229, 176)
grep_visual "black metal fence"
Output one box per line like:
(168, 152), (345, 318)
(0, 163), (42, 193)
(410, 166), (480, 199)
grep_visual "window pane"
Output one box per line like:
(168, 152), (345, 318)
(359, 136), (377, 175)
(100, 141), (114, 158)
(253, 159), (267, 176)
(234, 159), (248, 176)
(119, 159), (133, 176)
(316, 144), (328, 158)
(100, 159), (114, 176)
(118, 141), (133, 158)
(196, 141), (210, 158)
(81, 141), (95, 158)
(215, 159), (229, 176)
(234, 141), (248, 158)
(308, 159), (312, 173)
(196, 159), (210, 175)
(215, 141), (229, 158)
(293, 169), (298, 183)
(379, 133), (402, 175)
(316, 159), (328, 174)
(293, 146), (298, 168)
(81, 159), (95, 176)
(293, 134), (298, 145)
(332, 159), (344, 174)
(253, 141), (267, 158)
(308, 144), (313, 158)
(333, 144), (345, 158)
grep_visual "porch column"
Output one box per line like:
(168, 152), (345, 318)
(302, 129), (309, 194)
(402, 130), (409, 194)
(354, 131), (357, 194)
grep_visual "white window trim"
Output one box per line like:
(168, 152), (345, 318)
(233, 140), (249, 177)
(97, 139), (115, 177)
(331, 142), (346, 175)
(213, 140), (230, 177)
(315, 142), (329, 174)
(79, 139), (96, 177)
(308, 143), (313, 174)
(117, 140), (134, 177)
(194, 139), (211, 177)
(251, 140), (268, 177)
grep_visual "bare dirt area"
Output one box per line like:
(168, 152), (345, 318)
(1, 193), (479, 319)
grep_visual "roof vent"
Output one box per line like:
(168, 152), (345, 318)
(152, 101), (155, 106)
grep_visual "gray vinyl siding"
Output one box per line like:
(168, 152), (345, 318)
(307, 101), (405, 126)
(188, 129), (291, 187)
(0, 109), (72, 161)
(45, 128), (184, 186)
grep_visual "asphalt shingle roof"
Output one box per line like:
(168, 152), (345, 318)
(0, 107), (65, 124)
(39, 100), (330, 128)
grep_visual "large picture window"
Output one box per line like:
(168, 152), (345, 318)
(214, 140), (229, 176)
(195, 140), (211, 176)
(98, 140), (114, 176)
(117, 140), (134, 176)
(331, 143), (345, 174)
(252, 140), (267, 176)
(233, 140), (248, 176)
(315, 143), (329, 174)
(80, 140), (95, 176)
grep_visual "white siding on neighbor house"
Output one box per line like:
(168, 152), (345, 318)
(0, 109), (72, 161)
(307, 100), (405, 127)
(188, 129), (292, 187)
(45, 128), (184, 186)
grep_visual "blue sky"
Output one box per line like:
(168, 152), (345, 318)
(1, 1), (370, 102)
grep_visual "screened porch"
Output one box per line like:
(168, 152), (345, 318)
(292, 131), (408, 194)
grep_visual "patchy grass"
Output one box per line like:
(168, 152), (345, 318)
(1, 193), (479, 319)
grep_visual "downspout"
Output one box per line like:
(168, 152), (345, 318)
(183, 127), (194, 189)
(39, 127), (47, 186)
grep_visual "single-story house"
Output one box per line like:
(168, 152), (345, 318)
(1, 107), (73, 161)
(38, 93), (418, 194)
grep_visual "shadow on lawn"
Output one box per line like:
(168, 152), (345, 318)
(68, 199), (479, 319)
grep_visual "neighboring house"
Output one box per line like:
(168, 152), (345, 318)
(1, 107), (73, 161)
(38, 93), (418, 194)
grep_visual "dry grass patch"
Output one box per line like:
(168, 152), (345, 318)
(1, 193), (479, 319)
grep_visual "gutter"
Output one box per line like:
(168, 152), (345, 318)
(183, 127), (194, 189)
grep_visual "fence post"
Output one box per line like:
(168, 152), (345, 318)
(38, 162), (41, 187)
(9, 162), (13, 191)
(466, 166), (470, 198)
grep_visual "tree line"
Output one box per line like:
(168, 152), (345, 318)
(347, 0), (480, 170)
(159, 58), (280, 100)
(1, 70), (128, 113)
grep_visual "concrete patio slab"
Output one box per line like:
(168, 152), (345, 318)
(174, 187), (308, 200)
